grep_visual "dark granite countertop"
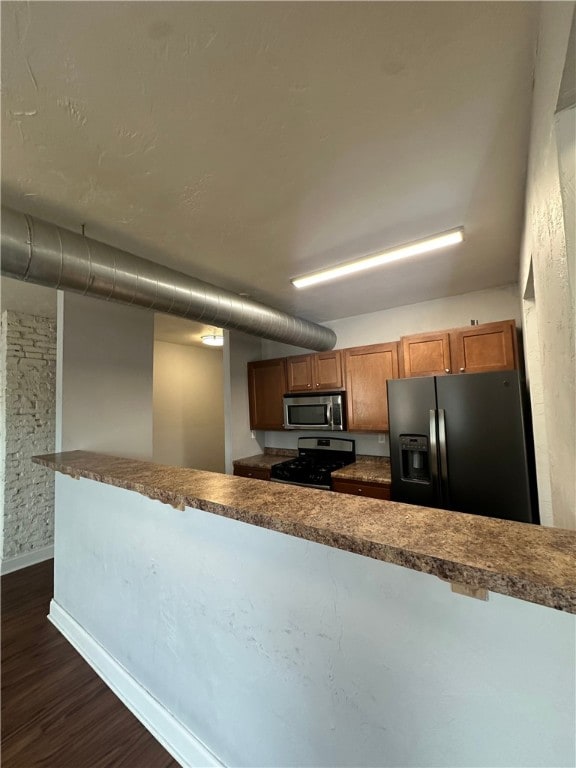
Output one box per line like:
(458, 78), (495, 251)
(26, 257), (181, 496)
(330, 456), (391, 484)
(34, 450), (576, 614)
(234, 451), (391, 485)
(232, 452), (293, 470)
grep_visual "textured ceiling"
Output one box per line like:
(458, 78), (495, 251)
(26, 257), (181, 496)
(1, 2), (538, 323)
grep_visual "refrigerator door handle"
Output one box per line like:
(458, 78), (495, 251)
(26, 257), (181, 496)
(429, 409), (439, 488)
(438, 408), (449, 504)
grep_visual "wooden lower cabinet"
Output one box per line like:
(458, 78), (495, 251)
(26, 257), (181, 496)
(343, 343), (399, 431)
(332, 478), (391, 500)
(233, 465), (271, 481)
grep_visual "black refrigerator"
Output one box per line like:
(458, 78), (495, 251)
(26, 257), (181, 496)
(387, 370), (538, 524)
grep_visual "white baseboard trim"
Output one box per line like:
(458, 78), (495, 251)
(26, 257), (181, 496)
(48, 600), (224, 768)
(1, 545), (54, 575)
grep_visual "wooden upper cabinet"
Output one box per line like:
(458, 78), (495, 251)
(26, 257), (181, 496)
(343, 343), (399, 432)
(400, 331), (452, 377)
(313, 350), (343, 390)
(247, 320), (518, 433)
(401, 320), (518, 378)
(248, 358), (287, 430)
(452, 320), (518, 374)
(286, 350), (343, 392)
(286, 355), (313, 392)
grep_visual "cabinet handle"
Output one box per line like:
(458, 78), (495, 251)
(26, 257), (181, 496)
(445, 368), (451, 373)
(460, 367), (465, 372)
(307, 384), (311, 388)
(357, 487), (363, 494)
(316, 383), (320, 387)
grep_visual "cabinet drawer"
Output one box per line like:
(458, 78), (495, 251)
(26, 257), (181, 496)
(332, 479), (391, 500)
(233, 466), (271, 481)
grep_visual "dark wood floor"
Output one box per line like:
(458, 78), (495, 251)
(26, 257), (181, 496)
(2, 560), (180, 767)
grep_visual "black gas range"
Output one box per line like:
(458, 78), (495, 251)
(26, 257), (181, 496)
(270, 437), (356, 490)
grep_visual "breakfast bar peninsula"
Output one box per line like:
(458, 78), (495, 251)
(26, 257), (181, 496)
(36, 450), (576, 768)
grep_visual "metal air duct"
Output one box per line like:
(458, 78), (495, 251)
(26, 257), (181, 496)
(0, 207), (336, 351)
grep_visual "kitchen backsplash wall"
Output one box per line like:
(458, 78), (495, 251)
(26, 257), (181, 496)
(263, 284), (521, 456)
(264, 429), (389, 457)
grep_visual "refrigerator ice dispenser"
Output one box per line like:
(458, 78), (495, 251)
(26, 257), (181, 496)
(399, 435), (430, 484)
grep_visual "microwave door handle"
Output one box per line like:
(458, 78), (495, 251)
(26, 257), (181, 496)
(326, 402), (332, 428)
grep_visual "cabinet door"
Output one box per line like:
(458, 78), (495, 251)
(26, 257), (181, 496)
(233, 466), (271, 481)
(313, 350), (343, 390)
(332, 479), (391, 500)
(344, 343), (399, 431)
(248, 358), (287, 430)
(400, 331), (452, 377)
(452, 320), (518, 374)
(286, 355), (313, 392)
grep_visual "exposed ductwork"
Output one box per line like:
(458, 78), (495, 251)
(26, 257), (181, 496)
(0, 207), (336, 351)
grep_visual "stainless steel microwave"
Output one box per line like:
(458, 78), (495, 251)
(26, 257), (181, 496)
(283, 392), (346, 431)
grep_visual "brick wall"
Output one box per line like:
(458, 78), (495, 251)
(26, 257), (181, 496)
(0, 310), (56, 561)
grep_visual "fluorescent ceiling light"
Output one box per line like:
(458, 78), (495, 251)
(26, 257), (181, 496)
(201, 333), (224, 347)
(291, 228), (464, 289)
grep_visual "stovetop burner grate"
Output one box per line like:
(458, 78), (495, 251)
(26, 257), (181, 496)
(270, 437), (356, 489)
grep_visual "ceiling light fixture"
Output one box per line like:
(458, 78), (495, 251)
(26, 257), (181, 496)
(291, 227), (464, 289)
(201, 332), (224, 347)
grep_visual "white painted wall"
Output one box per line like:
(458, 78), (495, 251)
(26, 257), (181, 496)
(57, 293), (154, 459)
(53, 474), (576, 768)
(522, 292), (553, 527)
(324, 283), (522, 348)
(263, 285), (521, 456)
(267, 428), (390, 457)
(556, 105), (575, 310)
(223, 330), (264, 473)
(0, 276), (57, 319)
(519, 3), (576, 530)
(153, 341), (224, 472)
